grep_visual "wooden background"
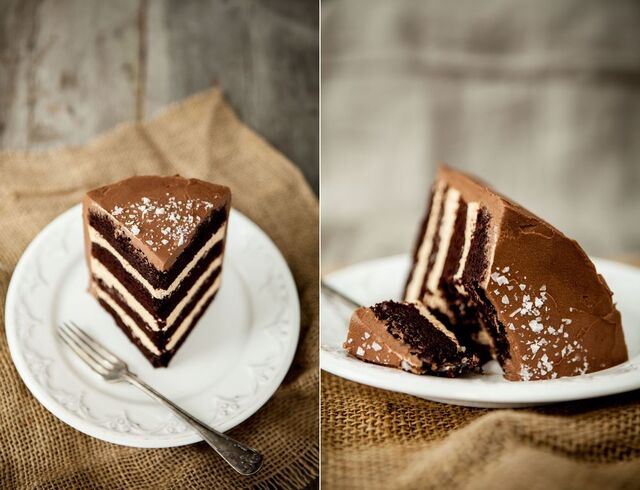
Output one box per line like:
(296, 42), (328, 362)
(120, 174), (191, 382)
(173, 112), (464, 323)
(0, 0), (319, 192)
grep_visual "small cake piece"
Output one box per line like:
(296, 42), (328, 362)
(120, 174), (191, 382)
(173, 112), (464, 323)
(404, 165), (628, 381)
(344, 300), (481, 377)
(83, 175), (231, 367)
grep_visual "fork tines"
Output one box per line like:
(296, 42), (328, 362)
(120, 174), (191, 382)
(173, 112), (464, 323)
(58, 321), (124, 376)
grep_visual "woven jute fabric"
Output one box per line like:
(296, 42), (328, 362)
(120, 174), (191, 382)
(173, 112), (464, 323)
(0, 88), (318, 489)
(322, 371), (640, 490)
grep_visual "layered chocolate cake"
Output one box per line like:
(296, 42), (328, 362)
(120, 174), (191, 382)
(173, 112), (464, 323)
(404, 165), (627, 381)
(83, 175), (231, 367)
(344, 301), (481, 377)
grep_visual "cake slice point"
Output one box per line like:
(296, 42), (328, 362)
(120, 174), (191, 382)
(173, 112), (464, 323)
(344, 300), (481, 377)
(83, 175), (231, 367)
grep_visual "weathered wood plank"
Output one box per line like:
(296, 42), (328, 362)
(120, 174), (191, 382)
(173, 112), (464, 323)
(145, 0), (319, 192)
(0, 0), (38, 147)
(0, 0), (140, 149)
(0, 0), (318, 193)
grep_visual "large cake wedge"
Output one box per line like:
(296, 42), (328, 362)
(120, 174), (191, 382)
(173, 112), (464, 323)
(83, 175), (231, 367)
(344, 300), (480, 377)
(404, 165), (627, 381)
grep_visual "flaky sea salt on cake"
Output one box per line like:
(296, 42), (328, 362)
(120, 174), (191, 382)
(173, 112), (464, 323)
(83, 175), (231, 367)
(404, 165), (628, 381)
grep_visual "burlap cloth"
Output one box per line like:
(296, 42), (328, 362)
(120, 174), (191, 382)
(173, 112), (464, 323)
(322, 367), (640, 490)
(0, 88), (318, 489)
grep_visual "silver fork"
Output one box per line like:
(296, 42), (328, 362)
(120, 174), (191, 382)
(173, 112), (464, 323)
(58, 321), (263, 475)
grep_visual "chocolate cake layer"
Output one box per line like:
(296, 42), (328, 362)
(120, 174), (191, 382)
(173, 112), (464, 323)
(90, 239), (224, 318)
(422, 185), (448, 302)
(404, 180), (446, 302)
(461, 207), (491, 285)
(404, 165), (628, 381)
(157, 290), (219, 366)
(405, 188), (434, 297)
(97, 298), (164, 366)
(88, 206), (227, 289)
(441, 200), (467, 288)
(344, 301), (480, 377)
(97, 288), (219, 368)
(94, 264), (221, 343)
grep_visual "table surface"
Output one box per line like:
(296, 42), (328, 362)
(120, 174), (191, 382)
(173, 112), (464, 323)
(0, 0), (319, 193)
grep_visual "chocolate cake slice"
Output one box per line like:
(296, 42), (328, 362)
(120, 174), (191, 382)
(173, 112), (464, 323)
(344, 300), (481, 377)
(404, 165), (628, 381)
(83, 175), (231, 367)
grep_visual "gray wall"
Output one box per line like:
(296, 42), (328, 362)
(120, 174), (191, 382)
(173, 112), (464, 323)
(322, 0), (640, 271)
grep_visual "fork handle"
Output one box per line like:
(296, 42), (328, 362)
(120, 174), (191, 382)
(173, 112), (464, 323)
(124, 373), (263, 475)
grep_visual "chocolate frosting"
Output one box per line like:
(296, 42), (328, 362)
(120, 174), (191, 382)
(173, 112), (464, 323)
(438, 165), (628, 380)
(83, 175), (231, 271)
(344, 307), (425, 373)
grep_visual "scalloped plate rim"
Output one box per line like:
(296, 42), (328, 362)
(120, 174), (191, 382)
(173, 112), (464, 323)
(5, 204), (300, 447)
(321, 254), (640, 408)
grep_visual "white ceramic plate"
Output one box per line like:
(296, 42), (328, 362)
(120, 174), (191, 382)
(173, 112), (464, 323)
(321, 255), (640, 408)
(5, 204), (300, 447)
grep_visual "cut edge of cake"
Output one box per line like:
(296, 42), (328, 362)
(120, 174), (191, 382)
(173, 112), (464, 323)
(403, 164), (628, 381)
(344, 300), (481, 377)
(83, 175), (231, 367)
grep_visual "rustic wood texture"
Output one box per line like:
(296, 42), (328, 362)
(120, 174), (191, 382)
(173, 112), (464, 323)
(0, 0), (319, 192)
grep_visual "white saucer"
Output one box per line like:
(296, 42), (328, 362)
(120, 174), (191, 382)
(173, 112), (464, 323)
(321, 255), (640, 408)
(5, 204), (300, 447)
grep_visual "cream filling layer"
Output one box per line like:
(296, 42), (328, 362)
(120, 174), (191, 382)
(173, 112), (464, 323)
(95, 286), (161, 356)
(91, 254), (222, 331)
(405, 181), (446, 301)
(166, 273), (222, 351)
(88, 224), (226, 299)
(95, 273), (221, 356)
(411, 301), (460, 345)
(426, 188), (461, 295)
(453, 202), (480, 281)
(421, 188), (460, 319)
(423, 293), (454, 319)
